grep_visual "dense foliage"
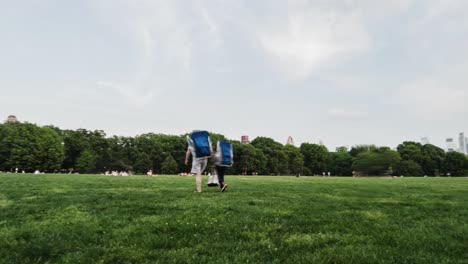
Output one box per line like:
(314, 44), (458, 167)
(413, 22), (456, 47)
(0, 123), (64, 172)
(0, 122), (467, 175)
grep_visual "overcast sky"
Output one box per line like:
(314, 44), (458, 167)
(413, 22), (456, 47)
(1, 0), (467, 150)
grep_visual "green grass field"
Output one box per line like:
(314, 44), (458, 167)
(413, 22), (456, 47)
(0, 174), (467, 264)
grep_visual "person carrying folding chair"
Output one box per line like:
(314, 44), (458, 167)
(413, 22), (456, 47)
(214, 140), (234, 192)
(185, 130), (213, 193)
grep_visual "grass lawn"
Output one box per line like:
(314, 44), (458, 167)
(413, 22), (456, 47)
(0, 174), (467, 264)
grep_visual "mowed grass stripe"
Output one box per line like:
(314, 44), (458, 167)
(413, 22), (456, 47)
(0, 174), (467, 263)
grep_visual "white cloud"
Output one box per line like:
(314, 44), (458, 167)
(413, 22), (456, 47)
(90, 0), (468, 111)
(90, 0), (232, 105)
(257, 2), (371, 79)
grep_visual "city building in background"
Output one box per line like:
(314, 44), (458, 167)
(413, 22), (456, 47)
(421, 137), (430, 145)
(241, 135), (250, 144)
(4, 115), (18, 123)
(459, 132), (467, 155)
(466, 140), (468, 155)
(446, 138), (457, 152)
(466, 137), (468, 155)
(286, 136), (294, 146)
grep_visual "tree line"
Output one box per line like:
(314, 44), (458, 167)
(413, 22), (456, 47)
(1, 122), (467, 176)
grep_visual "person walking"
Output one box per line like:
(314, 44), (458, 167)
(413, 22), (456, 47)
(214, 140), (233, 192)
(185, 131), (212, 193)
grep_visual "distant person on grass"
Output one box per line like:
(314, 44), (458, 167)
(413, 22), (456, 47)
(185, 130), (213, 193)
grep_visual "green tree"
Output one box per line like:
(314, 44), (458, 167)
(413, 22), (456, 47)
(62, 129), (106, 171)
(39, 126), (65, 171)
(232, 142), (267, 175)
(251, 137), (287, 175)
(107, 136), (137, 172)
(76, 149), (97, 173)
(300, 143), (329, 175)
(421, 144), (445, 176)
(133, 152), (153, 174)
(0, 123), (64, 172)
(161, 155), (178, 174)
(397, 141), (424, 164)
(352, 148), (401, 176)
(283, 145), (304, 175)
(0, 124), (11, 170)
(442, 152), (468, 176)
(208, 132), (227, 148)
(329, 151), (353, 176)
(136, 133), (187, 174)
(86, 130), (110, 172)
(336, 146), (348, 153)
(349, 145), (378, 157)
(397, 160), (424, 176)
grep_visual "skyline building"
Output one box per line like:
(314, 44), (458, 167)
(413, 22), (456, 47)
(446, 138), (457, 152)
(459, 133), (467, 154)
(241, 135), (250, 144)
(5, 115), (18, 123)
(466, 138), (468, 155)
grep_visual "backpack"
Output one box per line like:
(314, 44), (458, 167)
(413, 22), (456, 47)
(217, 140), (233, 167)
(190, 131), (212, 158)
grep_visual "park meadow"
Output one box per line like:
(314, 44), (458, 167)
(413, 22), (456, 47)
(0, 174), (467, 263)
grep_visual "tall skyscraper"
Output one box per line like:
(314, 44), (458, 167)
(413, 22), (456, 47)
(241, 135), (250, 144)
(466, 137), (468, 155)
(446, 138), (456, 152)
(459, 133), (467, 154)
(286, 136), (294, 146)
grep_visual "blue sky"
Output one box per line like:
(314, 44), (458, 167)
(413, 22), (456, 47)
(1, 0), (467, 150)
